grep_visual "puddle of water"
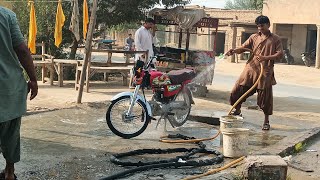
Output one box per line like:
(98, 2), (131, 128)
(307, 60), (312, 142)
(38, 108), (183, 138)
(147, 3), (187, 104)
(248, 131), (286, 147)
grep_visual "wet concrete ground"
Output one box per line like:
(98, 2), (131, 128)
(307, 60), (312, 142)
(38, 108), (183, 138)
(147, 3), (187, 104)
(1, 101), (318, 179)
(287, 138), (320, 180)
(1, 60), (319, 179)
(0, 105), (224, 180)
(191, 105), (318, 154)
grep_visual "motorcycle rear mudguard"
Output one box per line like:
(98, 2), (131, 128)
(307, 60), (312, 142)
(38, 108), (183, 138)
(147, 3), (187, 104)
(111, 92), (153, 117)
(185, 87), (195, 104)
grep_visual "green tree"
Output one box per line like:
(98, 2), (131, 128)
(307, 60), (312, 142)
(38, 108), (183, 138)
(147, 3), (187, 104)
(10, 0), (191, 59)
(12, 1), (74, 59)
(84, 0), (192, 58)
(225, 0), (263, 10)
(96, 0), (191, 28)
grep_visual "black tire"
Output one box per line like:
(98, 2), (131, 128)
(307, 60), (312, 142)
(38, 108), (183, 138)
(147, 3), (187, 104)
(106, 96), (149, 139)
(306, 60), (311, 67)
(289, 59), (294, 65)
(303, 59), (310, 67)
(167, 88), (192, 127)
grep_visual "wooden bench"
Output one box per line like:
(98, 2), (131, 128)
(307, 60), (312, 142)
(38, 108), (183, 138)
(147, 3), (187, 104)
(53, 59), (79, 87)
(75, 49), (148, 92)
(89, 66), (132, 85)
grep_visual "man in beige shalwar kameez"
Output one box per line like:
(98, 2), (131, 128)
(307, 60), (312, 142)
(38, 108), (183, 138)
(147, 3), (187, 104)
(226, 15), (283, 130)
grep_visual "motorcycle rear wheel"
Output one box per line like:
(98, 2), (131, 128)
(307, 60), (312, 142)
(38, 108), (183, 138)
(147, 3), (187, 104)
(106, 96), (149, 139)
(167, 88), (192, 127)
(303, 60), (311, 67)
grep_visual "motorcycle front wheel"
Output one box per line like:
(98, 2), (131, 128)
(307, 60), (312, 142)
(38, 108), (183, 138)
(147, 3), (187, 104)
(167, 88), (192, 127)
(106, 96), (149, 139)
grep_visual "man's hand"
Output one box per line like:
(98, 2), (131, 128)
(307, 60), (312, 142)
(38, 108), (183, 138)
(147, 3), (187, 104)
(226, 48), (242, 56)
(28, 81), (38, 100)
(14, 43), (38, 100)
(226, 49), (235, 56)
(257, 55), (267, 62)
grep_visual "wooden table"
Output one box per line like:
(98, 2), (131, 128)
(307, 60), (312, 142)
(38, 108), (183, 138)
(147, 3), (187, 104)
(53, 59), (79, 87)
(33, 59), (54, 85)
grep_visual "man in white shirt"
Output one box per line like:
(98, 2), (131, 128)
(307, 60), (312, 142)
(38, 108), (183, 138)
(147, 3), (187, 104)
(135, 18), (155, 63)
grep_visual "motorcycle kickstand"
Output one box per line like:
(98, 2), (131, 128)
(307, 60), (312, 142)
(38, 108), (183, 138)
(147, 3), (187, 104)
(155, 114), (164, 129)
(155, 114), (176, 132)
(164, 115), (176, 132)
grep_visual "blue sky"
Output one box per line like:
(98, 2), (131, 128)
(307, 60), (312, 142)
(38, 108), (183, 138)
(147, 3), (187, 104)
(190, 0), (227, 8)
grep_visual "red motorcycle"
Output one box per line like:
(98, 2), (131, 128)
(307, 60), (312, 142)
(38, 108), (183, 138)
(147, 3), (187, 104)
(106, 57), (196, 138)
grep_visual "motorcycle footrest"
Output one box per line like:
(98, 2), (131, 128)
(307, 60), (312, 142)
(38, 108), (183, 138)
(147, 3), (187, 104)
(150, 116), (157, 121)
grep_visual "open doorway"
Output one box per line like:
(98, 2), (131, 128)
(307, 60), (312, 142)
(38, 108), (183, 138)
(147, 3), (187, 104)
(306, 28), (317, 52)
(215, 32), (225, 55)
(241, 32), (254, 43)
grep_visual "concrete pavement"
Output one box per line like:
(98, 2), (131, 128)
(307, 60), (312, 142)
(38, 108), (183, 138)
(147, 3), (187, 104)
(1, 59), (319, 179)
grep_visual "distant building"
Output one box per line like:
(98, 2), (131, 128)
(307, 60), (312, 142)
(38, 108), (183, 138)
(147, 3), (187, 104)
(163, 6), (261, 62)
(204, 7), (261, 62)
(264, 0), (320, 68)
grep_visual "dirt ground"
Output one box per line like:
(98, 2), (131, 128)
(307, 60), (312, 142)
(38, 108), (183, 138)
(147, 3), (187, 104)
(214, 59), (320, 88)
(2, 60), (320, 179)
(27, 60), (320, 125)
(28, 60), (320, 109)
(211, 60), (320, 122)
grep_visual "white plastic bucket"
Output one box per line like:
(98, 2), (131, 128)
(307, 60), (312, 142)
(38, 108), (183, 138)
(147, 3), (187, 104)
(219, 115), (244, 145)
(222, 128), (250, 158)
(220, 115), (244, 132)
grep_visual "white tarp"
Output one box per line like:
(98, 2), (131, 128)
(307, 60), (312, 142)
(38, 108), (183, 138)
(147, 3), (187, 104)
(149, 7), (206, 29)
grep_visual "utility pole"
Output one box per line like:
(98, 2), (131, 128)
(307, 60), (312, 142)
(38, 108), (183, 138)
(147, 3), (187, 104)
(77, 0), (98, 103)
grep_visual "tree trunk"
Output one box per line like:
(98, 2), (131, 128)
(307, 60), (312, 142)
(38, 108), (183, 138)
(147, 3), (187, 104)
(70, 35), (78, 59)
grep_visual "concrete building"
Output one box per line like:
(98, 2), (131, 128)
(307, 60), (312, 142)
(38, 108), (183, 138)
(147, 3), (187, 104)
(264, 0), (320, 68)
(204, 7), (261, 62)
(163, 6), (261, 62)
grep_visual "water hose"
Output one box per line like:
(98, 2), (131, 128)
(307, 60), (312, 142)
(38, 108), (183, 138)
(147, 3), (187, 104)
(159, 129), (221, 143)
(181, 156), (245, 180)
(159, 47), (263, 144)
(160, 48), (264, 180)
(102, 48), (263, 180)
(101, 141), (224, 180)
(227, 48), (264, 115)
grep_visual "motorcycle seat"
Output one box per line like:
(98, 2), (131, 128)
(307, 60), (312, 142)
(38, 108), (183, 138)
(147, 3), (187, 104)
(167, 68), (196, 84)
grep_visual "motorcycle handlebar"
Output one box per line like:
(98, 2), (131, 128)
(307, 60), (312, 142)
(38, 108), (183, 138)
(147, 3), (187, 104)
(144, 56), (157, 70)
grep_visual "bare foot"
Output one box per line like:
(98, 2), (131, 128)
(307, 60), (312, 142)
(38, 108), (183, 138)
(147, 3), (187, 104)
(4, 172), (15, 180)
(5, 163), (15, 180)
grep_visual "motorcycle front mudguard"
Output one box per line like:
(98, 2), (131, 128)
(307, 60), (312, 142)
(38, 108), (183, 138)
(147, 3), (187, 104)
(111, 92), (153, 118)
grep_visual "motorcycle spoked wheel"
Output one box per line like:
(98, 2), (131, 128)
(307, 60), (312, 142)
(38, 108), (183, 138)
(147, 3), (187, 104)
(167, 88), (192, 127)
(106, 96), (149, 139)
